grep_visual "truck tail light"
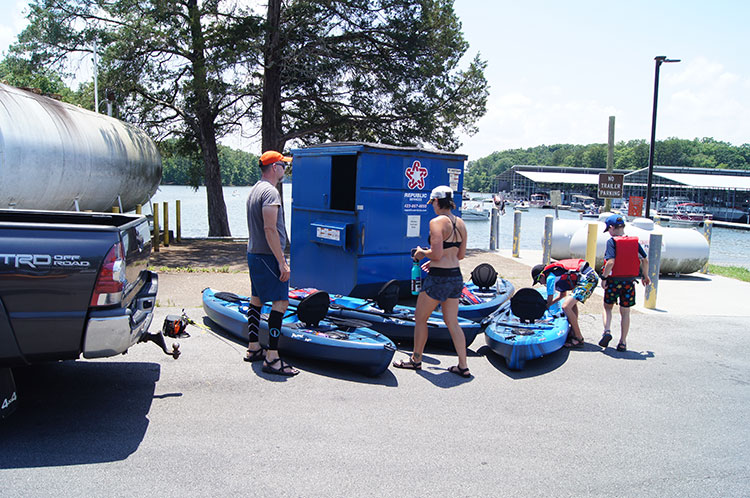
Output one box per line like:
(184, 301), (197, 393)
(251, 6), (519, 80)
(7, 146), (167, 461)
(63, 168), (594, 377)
(90, 242), (126, 307)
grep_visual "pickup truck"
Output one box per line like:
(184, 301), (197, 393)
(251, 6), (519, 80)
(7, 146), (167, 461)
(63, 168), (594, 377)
(0, 209), (177, 418)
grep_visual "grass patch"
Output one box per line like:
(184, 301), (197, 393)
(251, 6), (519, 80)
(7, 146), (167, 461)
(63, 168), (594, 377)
(708, 264), (750, 283)
(149, 265), (236, 273)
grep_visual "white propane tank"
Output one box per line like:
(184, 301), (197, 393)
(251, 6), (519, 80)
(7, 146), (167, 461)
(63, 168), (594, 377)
(0, 83), (161, 212)
(555, 214), (709, 274)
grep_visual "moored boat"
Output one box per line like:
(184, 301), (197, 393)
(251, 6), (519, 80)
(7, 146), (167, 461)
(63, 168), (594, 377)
(460, 200), (490, 220)
(202, 288), (396, 376)
(669, 202), (712, 227)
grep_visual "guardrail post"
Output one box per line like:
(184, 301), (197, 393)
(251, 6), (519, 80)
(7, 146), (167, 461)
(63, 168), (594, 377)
(176, 199), (182, 243)
(542, 215), (553, 265)
(152, 202), (160, 253)
(489, 207), (499, 251)
(512, 210), (522, 258)
(700, 220), (713, 274)
(586, 222), (598, 269)
(644, 233), (662, 309)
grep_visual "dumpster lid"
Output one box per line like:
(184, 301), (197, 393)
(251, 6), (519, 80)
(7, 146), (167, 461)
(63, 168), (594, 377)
(291, 142), (467, 160)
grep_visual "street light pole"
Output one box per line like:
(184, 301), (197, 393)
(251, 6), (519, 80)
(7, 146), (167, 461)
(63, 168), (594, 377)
(645, 55), (680, 218)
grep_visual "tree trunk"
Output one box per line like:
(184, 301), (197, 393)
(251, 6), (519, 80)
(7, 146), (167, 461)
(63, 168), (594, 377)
(263, 0), (287, 202)
(262, 0), (285, 153)
(199, 120), (231, 236)
(188, 0), (230, 236)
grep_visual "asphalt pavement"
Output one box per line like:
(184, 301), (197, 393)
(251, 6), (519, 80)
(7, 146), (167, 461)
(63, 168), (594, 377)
(1, 250), (749, 497)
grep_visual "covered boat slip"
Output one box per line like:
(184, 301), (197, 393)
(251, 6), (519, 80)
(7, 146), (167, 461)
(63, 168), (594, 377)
(494, 165), (750, 222)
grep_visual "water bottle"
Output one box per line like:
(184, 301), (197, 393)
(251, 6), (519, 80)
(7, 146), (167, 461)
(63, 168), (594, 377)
(410, 249), (421, 295)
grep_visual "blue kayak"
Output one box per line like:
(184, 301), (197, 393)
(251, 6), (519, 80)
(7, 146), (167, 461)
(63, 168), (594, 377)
(484, 287), (570, 370)
(288, 287), (484, 347)
(457, 279), (514, 322)
(202, 288), (396, 376)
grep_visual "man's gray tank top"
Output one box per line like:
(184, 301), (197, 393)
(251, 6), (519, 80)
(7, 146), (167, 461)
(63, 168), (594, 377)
(246, 180), (288, 254)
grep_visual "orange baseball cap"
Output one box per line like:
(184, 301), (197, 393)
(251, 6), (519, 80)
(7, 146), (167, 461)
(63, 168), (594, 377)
(260, 150), (293, 166)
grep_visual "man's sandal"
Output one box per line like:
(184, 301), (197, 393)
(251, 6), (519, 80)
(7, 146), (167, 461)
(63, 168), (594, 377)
(448, 365), (471, 378)
(243, 348), (265, 362)
(393, 357), (422, 370)
(599, 331), (613, 348)
(262, 357), (299, 376)
(616, 343), (627, 352)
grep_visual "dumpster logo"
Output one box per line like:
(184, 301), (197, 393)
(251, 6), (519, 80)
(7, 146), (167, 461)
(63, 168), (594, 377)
(405, 161), (428, 190)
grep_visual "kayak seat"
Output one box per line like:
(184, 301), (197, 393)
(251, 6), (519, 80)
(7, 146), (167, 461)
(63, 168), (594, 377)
(471, 263), (497, 290)
(376, 279), (400, 314)
(296, 291), (330, 327)
(510, 288), (546, 323)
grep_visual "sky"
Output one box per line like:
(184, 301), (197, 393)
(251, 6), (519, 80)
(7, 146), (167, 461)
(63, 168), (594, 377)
(1, 0), (748, 161)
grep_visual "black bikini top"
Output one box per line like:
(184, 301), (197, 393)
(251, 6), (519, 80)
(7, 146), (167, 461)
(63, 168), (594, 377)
(429, 215), (462, 249)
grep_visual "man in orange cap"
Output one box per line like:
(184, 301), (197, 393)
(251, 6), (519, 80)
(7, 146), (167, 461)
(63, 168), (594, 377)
(244, 150), (298, 376)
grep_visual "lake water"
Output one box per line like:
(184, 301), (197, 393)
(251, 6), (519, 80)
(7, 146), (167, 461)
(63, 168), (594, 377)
(149, 185), (750, 270)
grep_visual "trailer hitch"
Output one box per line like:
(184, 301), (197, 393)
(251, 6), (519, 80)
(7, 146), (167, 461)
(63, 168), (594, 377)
(139, 331), (181, 359)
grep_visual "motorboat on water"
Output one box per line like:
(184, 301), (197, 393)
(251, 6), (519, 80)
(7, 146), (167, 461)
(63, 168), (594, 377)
(460, 199), (490, 220)
(669, 203), (712, 227)
(513, 200), (529, 211)
(570, 194), (596, 213)
(530, 193), (551, 208)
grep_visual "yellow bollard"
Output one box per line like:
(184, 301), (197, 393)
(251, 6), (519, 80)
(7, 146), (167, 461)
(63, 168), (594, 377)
(700, 221), (713, 274)
(152, 202), (160, 253)
(585, 223), (598, 269)
(163, 201), (170, 247)
(176, 200), (182, 243)
(136, 204), (142, 215)
(112, 206), (120, 213)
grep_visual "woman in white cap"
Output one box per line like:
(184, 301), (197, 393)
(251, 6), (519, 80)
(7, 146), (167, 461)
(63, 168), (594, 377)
(393, 185), (471, 377)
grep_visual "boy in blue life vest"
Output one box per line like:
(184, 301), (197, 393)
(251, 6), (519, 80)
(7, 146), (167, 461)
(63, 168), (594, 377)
(599, 214), (651, 352)
(531, 258), (599, 348)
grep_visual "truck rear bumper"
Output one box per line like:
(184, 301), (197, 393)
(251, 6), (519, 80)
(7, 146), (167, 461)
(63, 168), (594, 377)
(83, 271), (159, 358)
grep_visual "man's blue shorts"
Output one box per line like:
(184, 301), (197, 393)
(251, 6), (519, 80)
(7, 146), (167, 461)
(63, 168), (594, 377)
(247, 253), (289, 303)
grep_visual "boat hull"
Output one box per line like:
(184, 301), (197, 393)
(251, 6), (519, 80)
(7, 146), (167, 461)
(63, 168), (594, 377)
(484, 290), (570, 370)
(288, 289), (484, 347)
(202, 288), (396, 376)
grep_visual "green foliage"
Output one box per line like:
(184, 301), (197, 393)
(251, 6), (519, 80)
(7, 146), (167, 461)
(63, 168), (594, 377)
(465, 138), (750, 192)
(160, 139), (259, 186)
(269, 0), (488, 151)
(0, 55), (82, 104)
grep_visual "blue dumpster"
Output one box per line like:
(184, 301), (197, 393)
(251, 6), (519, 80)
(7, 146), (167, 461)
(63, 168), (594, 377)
(290, 142), (467, 298)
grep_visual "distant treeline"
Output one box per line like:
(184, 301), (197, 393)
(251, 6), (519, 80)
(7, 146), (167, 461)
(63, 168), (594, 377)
(160, 139), (260, 186)
(464, 138), (750, 192)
